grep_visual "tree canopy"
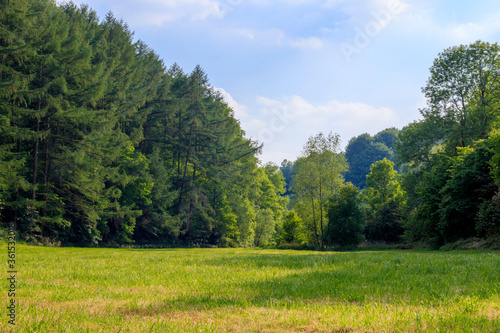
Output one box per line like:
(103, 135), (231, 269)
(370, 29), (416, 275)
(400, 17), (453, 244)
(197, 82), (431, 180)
(344, 128), (399, 189)
(396, 41), (500, 247)
(0, 0), (287, 247)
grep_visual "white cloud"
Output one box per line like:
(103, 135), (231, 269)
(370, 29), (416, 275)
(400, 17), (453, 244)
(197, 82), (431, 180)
(96, 0), (225, 26)
(445, 23), (484, 41)
(323, 0), (409, 26)
(319, 101), (398, 124)
(324, 0), (408, 12)
(214, 87), (248, 119)
(216, 27), (324, 50)
(392, 8), (500, 46)
(235, 29), (256, 40)
(237, 95), (402, 164)
(438, 15), (500, 42)
(217, 28), (285, 46)
(372, 0), (408, 14)
(289, 37), (324, 49)
(247, 0), (317, 4)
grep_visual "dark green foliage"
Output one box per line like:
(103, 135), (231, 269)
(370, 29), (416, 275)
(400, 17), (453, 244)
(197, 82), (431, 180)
(477, 130), (500, 237)
(421, 41), (500, 152)
(476, 192), (500, 237)
(281, 210), (301, 244)
(4, 3), (500, 250)
(132, 148), (179, 245)
(0, 0), (282, 247)
(364, 201), (404, 243)
(394, 120), (444, 167)
(401, 155), (452, 246)
(345, 129), (399, 189)
(324, 183), (365, 247)
(403, 143), (498, 245)
(279, 159), (295, 197)
(396, 41), (500, 247)
(373, 128), (399, 148)
(439, 143), (497, 242)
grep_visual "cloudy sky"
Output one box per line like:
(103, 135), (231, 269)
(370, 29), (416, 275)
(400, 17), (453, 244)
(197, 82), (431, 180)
(70, 0), (500, 164)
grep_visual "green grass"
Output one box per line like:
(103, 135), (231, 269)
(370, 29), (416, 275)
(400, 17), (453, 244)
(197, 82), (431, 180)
(2, 245), (500, 332)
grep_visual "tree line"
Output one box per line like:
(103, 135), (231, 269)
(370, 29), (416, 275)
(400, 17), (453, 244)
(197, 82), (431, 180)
(395, 41), (500, 247)
(279, 131), (404, 248)
(281, 41), (500, 249)
(2, 0), (500, 249)
(0, 0), (288, 247)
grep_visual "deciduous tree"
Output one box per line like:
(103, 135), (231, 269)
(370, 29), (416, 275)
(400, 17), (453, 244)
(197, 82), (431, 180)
(324, 183), (365, 247)
(364, 158), (406, 243)
(292, 132), (347, 247)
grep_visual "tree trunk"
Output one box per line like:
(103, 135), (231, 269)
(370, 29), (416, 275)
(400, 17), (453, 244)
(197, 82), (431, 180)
(319, 180), (324, 237)
(177, 123), (193, 213)
(311, 197), (319, 247)
(32, 117), (40, 201)
(43, 117), (51, 203)
(32, 56), (43, 201)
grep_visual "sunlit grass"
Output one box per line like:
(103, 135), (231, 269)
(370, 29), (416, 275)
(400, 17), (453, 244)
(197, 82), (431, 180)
(1, 245), (499, 332)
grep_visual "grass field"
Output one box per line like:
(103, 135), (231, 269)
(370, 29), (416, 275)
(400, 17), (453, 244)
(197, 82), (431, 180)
(1, 245), (500, 332)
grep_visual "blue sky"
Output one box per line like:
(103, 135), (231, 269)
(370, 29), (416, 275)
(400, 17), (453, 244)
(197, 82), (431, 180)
(70, 0), (500, 164)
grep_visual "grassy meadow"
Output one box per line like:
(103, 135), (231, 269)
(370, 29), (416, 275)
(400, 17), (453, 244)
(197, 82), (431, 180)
(1, 245), (500, 332)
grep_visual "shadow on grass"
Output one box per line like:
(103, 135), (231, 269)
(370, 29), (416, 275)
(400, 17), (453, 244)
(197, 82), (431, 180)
(118, 270), (459, 317)
(117, 250), (500, 317)
(118, 273), (435, 318)
(120, 295), (246, 316)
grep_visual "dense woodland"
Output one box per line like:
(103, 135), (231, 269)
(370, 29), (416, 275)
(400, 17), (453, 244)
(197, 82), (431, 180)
(1, 0), (500, 248)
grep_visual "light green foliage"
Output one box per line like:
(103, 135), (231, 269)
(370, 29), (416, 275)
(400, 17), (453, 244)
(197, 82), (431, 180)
(260, 163), (289, 245)
(257, 163), (288, 221)
(324, 183), (365, 246)
(489, 129), (500, 185)
(364, 158), (406, 243)
(9, 244), (500, 332)
(292, 132), (348, 247)
(253, 208), (275, 247)
(233, 197), (256, 247)
(365, 159), (405, 209)
(211, 191), (239, 247)
(240, 164), (289, 247)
